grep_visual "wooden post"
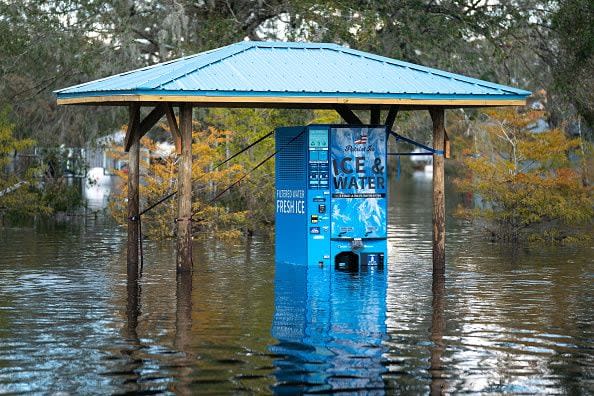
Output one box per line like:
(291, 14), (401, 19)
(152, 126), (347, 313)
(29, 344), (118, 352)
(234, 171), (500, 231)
(125, 267), (140, 387)
(429, 108), (446, 274)
(430, 273), (446, 395)
(174, 272), (193, 393)
(176, 103), (193, 272)
(127, 104), (140, 279)
(126, 269), (140, 340)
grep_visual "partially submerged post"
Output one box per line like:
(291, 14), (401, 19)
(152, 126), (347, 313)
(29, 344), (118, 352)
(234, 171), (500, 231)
(176, 104), (193, 272)
(430, 108), (446, 273)
(126, 104), (140, 279)
(120, 104), (191, 274)
(54, 41), (529, 278)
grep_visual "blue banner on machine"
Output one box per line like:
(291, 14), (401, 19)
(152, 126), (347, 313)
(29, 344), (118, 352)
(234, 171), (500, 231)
(330, 127), (387, 239)
(275, 124), (388, 267)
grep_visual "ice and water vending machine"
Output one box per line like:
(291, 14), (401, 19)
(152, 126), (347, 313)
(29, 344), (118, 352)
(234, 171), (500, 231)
(275, 125), (388, 269)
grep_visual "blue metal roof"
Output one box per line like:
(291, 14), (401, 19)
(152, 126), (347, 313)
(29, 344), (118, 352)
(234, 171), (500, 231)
(55, 41), (530, 106)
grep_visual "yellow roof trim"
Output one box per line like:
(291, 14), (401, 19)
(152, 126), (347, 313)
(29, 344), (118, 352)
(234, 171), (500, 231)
(56, 94), (526, 107)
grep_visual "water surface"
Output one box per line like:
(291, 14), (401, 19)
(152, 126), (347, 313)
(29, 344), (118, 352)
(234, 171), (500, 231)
(0, 175), (592, 394)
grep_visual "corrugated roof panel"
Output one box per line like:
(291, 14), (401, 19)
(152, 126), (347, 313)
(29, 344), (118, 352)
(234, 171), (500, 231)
(55, 41), (531, 104)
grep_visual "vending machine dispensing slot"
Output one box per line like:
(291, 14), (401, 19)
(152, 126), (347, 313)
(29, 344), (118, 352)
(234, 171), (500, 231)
(275, 125), (388, 270)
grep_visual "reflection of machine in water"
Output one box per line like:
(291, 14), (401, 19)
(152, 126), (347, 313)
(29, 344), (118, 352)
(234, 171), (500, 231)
(269, 262), (387, 393)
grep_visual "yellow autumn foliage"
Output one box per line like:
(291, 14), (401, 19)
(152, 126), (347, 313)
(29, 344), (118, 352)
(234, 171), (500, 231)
(108, 123), (248, 240)
(455, 109), (593, 243)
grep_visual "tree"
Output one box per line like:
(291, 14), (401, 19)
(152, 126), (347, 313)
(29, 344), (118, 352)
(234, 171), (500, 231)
(455, 108), (593, 243)
(1, 0), (551, 146)
(108, 125), (248, 239)
(551, 0), (594, 130)
(0, 107), (48, 219)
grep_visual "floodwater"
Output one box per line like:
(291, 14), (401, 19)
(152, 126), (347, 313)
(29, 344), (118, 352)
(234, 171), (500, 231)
(0, 175), (592, 394)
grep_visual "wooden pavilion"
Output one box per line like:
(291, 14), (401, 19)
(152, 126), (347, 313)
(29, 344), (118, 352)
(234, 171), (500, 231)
(55, 41), (530, 280)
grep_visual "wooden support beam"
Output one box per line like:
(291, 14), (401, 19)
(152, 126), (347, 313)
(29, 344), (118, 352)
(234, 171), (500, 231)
(384, 105), (399, 129)
(176, 104), (193, 273)
(124, 104), (140, 153)
(429, 107), (446, 274)
(124, 105), (167, 152)
(334, 104), (363, 125)
(58, 94), (528, 108)
(127, 104), (140, 279)
(370, 105), (381, 124)
(165, 105), (182, 155)
(138, 105), (166, 139)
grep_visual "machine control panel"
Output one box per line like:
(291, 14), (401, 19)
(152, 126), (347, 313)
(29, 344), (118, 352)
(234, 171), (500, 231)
(307, 128), (331, 266)
(308, 128), (329, 190)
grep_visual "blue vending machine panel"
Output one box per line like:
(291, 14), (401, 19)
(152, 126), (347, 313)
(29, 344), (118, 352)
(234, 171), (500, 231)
(330, 127), (387, 239)
(275, 125), (387, 269)
(330, 126), (387, 270)
(275, 127), (308, 265)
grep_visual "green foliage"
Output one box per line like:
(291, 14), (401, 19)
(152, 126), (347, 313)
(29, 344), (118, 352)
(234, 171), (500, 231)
(33, 147), (84, 214)
(455, 109), (593, 243)
(40, 179), (83, 213)
(0, 108), (35, 167)
(0, 107), (49, 219)
(551, 0), (594, 129)
(205, 108), (312, 234)
(0, 106), (83, 220)
(0, 1), (128, 146)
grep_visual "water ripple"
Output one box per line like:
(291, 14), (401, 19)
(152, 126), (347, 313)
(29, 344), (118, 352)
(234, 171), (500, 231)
(0, 181), (591, 394)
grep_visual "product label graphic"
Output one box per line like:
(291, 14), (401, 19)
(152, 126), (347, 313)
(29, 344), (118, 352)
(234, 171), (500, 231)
(330, 127), (387, 239)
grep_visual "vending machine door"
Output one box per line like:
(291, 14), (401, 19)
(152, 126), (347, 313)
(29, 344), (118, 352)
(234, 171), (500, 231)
(330, 126), (387, 240)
